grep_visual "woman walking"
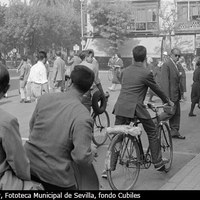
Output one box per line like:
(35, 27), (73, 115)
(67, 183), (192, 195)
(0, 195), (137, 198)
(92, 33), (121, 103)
(108, 53), (123, 91)
(189, 57), (200, 117)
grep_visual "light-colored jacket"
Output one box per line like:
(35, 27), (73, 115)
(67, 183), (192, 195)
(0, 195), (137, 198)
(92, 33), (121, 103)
(52, 57), (65, 82)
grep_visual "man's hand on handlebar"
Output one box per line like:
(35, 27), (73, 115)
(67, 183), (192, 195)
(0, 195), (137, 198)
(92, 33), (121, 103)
(166, 100), (174, 107)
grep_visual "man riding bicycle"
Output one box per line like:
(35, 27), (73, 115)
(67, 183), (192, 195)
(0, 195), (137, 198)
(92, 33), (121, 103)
(112, 46), (174, 171)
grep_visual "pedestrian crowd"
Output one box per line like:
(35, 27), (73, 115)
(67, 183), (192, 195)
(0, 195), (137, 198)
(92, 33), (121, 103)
(0, 44), (200, 190)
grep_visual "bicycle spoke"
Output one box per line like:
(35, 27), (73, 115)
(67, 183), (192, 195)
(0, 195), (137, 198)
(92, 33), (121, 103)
(107, 135), (140, 190)
(92, 111), (110, 146)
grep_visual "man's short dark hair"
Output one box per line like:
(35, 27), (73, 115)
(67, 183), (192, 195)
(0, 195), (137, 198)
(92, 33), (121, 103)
(132, 46), (147, 62)
(56, 51), (61, 57)
(0, 65), (10, 93)
(70, 65), (94, 93)
(22, 56), (28, 61)
(38, 51), (47, 61)
(79, 50), (88, 61)
(79, 49), (94, 61)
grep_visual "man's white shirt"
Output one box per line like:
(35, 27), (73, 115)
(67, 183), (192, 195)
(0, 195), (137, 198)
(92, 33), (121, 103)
(28, 61), (48, 84)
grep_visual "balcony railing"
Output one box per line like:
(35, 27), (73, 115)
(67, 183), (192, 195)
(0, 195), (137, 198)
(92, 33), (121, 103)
(127, 21), (158, 32)
(175, 20), (200, 32)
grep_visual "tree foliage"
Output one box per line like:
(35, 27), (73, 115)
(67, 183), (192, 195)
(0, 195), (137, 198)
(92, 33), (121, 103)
(88, 0), (134, 54)
(29, 0), (69, 7)
(159, 0), (176, 51)
(0, 0), (81, 55)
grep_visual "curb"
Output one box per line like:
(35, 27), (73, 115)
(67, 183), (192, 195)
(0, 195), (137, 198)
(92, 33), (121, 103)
(160, 153), (200, 190)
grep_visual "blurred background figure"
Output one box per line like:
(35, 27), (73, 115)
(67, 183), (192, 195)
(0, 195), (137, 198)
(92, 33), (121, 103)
(18, 56), (32, 103)
(146, 57), (156, 102)
(189, 57), (200, 117)
(148, 60), (163, 102)
(108, 53), (123, 91)
(177, 57), (187, 101)
(47, 50), (55, 91)
(68, 50), (82, 73)
(0, 52), (8, 98)
(163, 51), (169, 63)
(52, 51), (66, 92)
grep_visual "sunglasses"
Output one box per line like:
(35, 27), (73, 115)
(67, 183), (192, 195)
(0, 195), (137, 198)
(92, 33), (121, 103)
(174, 54), (181, 58)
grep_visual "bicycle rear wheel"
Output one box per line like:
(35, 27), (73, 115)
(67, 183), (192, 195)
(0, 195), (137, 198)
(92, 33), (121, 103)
(107, 69), (113, 81)
(106, 134), (140, 190)
(158, 122), (173, 172)
(92, 111), (110, 147)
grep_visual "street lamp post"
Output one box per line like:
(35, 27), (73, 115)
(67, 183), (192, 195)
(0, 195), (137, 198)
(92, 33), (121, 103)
(80, 0), (84, 50)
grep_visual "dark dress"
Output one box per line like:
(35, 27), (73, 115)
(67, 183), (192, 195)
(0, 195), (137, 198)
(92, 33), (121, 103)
(191, 66), (200, 103)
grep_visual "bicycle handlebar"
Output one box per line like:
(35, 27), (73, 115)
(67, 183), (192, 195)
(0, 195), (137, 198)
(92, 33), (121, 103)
(146, 103), (171, 113)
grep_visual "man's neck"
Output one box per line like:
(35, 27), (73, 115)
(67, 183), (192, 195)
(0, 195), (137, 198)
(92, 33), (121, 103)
(134, 61), (145, 67)
(66, 87), (83, 101)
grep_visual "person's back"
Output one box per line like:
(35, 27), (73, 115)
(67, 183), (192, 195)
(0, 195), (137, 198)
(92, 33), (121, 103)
(0, 65), (32, 189)
(116, 64), (150, 117)
(53, 56), (65, 81)
(25, 92), (93, 187)
(24, 65), (98, 190)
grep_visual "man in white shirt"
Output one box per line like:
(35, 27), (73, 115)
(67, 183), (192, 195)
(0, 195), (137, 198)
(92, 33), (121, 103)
(28, 51), (49, 100)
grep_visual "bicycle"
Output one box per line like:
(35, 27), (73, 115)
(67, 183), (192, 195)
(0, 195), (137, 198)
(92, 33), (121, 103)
(105, 103), (173, 190)
(91, 92), (110, 147)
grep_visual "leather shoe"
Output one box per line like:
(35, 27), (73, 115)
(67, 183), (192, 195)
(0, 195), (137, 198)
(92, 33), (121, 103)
(172, 135), (185, 139)
(155, 158), (169, 171)
(24, 100), (31, 103)
(188, 113), (196, 117)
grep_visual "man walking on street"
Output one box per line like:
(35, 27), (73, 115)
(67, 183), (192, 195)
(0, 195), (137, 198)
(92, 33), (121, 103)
(52, 51), (65, 92)
(18, 56), (31, 103)
(160, 48), (186, 139)
(27, 51), (49, 101)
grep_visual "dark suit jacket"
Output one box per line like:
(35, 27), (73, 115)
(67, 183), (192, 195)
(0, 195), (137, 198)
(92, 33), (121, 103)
(160, 58), (181, 102)
(113, 63), (169, 119)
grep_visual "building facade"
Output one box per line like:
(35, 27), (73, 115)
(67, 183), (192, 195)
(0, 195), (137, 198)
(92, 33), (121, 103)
(85, 0), (161, 37)
(175, 0), (200, 55)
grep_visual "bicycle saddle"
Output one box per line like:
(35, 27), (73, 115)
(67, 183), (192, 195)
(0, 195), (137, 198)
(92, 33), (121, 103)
(106, 125), (142, 137)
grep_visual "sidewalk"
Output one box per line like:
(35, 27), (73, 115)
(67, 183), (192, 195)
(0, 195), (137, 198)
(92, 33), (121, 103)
(160, 153), (200, 190)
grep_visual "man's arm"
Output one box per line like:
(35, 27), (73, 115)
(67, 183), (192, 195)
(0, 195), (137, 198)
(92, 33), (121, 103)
(2, 118), (30, 180)
(29, 98), (40, 132)
(160, 63), (170, 98)
(71, 117), (94, 165)
(17, 60), (24, 72)
(52, 60), (58, 82)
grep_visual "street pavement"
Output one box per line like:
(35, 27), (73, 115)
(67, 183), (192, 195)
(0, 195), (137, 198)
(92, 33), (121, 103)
(1, 70), (200, 190)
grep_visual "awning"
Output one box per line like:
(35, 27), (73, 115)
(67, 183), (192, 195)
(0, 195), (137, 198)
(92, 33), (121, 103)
(171, 35), (195, 54)
(85, 37), (163, 58)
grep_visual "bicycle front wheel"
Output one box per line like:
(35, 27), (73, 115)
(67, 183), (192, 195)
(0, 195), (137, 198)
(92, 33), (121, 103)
(107, 134), (140, 190)
(92, 111), (110, 147)
(107, 69), (113, 81)
(158, 122), (173, 172)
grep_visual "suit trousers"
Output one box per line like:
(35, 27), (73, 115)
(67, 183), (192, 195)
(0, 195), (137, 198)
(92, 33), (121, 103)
(115, 116), (162, 165)
(159, 101), (180, 136)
